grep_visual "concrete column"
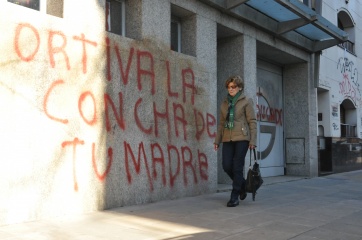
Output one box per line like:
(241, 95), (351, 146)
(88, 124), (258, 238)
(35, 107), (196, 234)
(141, 0), (170, 46)
(241, 35), (257, 102)
(195, 15), (218, 189)
(195, 15), (217, 73)
(216, 34), (257, 184)
(284, 62), (318, 177)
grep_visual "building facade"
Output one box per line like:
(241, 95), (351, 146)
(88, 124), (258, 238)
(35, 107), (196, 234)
(0, 0), (346, 225)
(317, 0), (362, 174)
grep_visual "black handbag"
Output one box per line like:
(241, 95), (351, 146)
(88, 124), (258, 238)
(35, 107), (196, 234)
(246, 148), (263, 201)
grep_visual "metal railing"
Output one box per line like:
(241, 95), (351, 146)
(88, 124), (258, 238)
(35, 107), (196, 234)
(338, 41), (355, 54)
(340, 124), (356, 138)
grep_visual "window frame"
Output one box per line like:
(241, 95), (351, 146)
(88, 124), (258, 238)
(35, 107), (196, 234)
(105, 0), (126, 36)
(340, 100), (357, 138)
(337, 9), (355, 55)
(170, 4), (196, 56)
(7, 0), (43, 12)
(7, 0), (63, 18)
(171, 16), (182, 53)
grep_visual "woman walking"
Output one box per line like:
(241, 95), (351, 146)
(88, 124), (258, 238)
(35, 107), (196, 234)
(214, 75), (257, 207)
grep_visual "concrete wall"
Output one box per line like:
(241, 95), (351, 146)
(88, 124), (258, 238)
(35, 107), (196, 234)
(318, 0), (362, 138)
(317, 0), (362, 175)
(0, 0), (218, 225)
(284, 63), (319, 177)
(0, 0), (320, 225)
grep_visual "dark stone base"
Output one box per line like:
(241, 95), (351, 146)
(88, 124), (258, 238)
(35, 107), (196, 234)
(319, 137), (362, 176)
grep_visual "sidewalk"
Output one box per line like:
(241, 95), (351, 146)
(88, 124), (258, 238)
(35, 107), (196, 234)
(1, 171), (362, 240)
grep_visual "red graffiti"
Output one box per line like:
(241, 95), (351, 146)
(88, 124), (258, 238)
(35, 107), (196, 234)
(181, 146), (197, 185)
(182, 68), (196, 105)
(106, 37), (111, 81)
(194, 110), (217, 140)
(173, 103), (187, 140)
(206, 113), (216, 138)
(124, 141), (154, 191)
(15, 23), (97, 72)
(167, 145), (180, 187)
(14, 23), (198, 106)
(92, 143), (113, 181)
(339, 73), (357, 103)
(79, 91), (97, 126)
(153, 100), (171, 139)
(134, 97), (215, 141)
(257, 104), (283, 126)
(73, 33), (97, 74)
(61, 138), (85, 191)
(114, 45), (134, 85)
(151, 143), (167, 186)
(137, 50), (155, 94)
(194, 109), (205, 140)
(48, 31), (70, 70)
(198, 150), (208, 181)
(134, 98), (153, 135)
(59, 139), (209, 191)
(15, 22), (216, 192)
(124, 141), (207, 190)
(43, 79), (69, 124)
(60, 140), (113, 189)
(14, 23), (40, 62)
(104, 92), (126, 131)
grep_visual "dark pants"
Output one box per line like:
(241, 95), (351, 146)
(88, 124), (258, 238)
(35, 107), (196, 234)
(222, 141), (249, 199)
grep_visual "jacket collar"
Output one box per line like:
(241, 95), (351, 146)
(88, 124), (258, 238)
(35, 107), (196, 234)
(223, 92), (245, 103)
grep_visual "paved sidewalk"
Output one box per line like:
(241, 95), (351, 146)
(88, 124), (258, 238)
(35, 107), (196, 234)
(1, 171), (362, 240)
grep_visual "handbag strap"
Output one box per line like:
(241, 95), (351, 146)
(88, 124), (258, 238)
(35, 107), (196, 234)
(249, 148), (257, 167)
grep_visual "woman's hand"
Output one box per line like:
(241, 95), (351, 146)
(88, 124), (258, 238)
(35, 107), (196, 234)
(249, 144), (256, 149)
(214, 144), (219, 151)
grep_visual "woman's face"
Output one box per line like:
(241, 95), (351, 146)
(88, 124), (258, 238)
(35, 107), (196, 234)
(227, 82), (240, 97)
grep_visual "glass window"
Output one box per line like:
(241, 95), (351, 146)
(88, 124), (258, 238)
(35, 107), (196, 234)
(8, 0), (63, 18)
(171, 18), (181, 52)
(337, 10), (355, 54)
(106, 0), (126, 36)
(7, 0), (40, 11)
(170, 5), (196, 56)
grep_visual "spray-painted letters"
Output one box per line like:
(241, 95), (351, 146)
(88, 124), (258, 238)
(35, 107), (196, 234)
(14, 23), (215, 191)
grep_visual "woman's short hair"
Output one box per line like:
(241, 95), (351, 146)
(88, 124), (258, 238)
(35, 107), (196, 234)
(225, 75), (244, 89)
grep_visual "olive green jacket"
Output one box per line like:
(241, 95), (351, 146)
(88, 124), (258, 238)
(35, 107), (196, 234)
(214, 93), (257, 146)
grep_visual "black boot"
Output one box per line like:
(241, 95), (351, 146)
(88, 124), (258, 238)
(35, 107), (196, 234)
(240, 189), (247, 200)
(227, 191), (239, 207)
(227, 198), (239, 207)
(240, 183), (247, 200)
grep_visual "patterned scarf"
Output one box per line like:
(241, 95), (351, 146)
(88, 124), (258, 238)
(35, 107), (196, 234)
(225, 91), (241, 129)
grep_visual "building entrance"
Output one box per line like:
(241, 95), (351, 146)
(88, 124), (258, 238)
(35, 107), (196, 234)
(257, 60), (284, 177)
